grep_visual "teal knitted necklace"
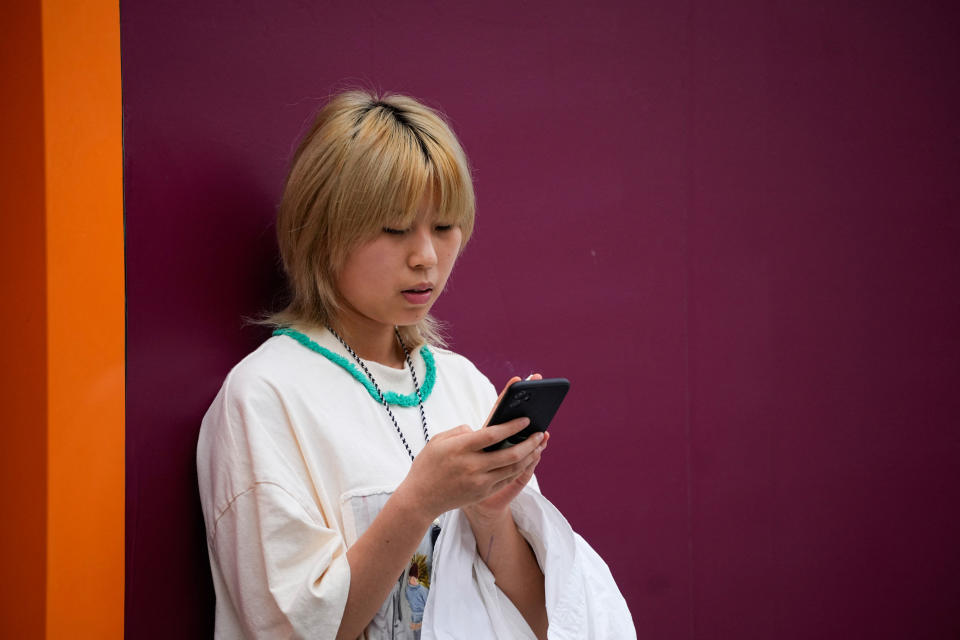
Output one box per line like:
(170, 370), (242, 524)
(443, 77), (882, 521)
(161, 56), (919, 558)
(272, 326), (437, 407)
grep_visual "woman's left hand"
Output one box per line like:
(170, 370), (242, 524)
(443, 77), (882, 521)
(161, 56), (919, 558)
(463, 431), (548, 523)
(463, 374), (550, 524)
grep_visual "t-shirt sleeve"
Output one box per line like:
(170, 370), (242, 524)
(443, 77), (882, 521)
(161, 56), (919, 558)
(198, 365), (350, 639)
(209, 483), (350, 639)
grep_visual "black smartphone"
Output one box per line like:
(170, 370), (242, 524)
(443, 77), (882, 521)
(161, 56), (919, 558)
(483, 378), (570, 452)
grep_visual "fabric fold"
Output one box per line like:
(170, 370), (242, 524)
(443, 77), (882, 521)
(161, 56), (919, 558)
(422, 486), (635, 639)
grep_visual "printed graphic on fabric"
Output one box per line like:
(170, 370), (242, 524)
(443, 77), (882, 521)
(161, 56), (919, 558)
(344, 491), (439, 639)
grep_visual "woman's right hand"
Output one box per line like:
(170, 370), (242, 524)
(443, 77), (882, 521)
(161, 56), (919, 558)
(394, 416), (545, 521)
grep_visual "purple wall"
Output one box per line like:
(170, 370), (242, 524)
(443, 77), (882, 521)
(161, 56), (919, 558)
(122, 1), (960, 637)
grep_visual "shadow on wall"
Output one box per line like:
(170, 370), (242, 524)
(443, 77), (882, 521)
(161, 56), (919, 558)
(126, 147), (284, 637)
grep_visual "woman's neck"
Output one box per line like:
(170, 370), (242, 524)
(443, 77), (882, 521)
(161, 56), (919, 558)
(331, 315), (406, 369)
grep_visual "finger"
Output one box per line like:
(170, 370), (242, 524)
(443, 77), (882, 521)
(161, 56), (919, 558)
(516, 443), (544, 478)
(474, 416), (532, 450)
(526, 373), (543, 381)
(514, 452), (541, 484)
(429, 424), (472, 442)
(488, 447), (543, 490)
(488, 473), (522, 496)
(514, 436), (548, 485)
(514, 433), (547, 469)
(486, 455), (536, 488)
(477, 430), (545, 470)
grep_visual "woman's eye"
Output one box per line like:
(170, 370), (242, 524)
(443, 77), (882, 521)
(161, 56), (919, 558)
(434, 224), (453, 232)
(382, 227), (407, 235)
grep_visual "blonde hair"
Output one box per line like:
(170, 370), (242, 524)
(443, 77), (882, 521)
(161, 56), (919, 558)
(268, 90), (476, 347)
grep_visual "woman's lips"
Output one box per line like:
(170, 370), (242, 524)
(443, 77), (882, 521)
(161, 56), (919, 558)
(402, 287), (433, 305)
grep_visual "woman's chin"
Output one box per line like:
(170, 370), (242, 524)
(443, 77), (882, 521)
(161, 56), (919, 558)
(397, 305), (433, 324)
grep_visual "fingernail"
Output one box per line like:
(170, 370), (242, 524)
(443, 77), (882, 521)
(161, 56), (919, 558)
(534, 432), (544, 443)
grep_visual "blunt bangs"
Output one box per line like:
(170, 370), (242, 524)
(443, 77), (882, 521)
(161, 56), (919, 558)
(327, 98), (475, 267)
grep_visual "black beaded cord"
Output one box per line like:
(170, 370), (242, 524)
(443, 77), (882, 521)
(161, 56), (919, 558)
(402, 336), (431, 445)
(327, 326), (430, 462)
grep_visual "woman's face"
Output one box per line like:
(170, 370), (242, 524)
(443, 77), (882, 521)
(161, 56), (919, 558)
(335, 198), (463, 336)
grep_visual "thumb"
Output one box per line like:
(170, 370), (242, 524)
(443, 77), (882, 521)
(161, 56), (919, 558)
(430, 424), (473, 441)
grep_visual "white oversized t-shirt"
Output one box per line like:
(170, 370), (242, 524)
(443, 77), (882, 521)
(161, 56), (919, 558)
(197, 326), (501, 639)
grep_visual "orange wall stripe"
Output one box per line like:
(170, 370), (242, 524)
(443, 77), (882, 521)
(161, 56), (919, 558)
(0, 0), (47, 637)
(42, 0), (125, 637)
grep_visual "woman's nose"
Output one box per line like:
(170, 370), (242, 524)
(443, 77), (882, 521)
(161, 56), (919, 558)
(408, 227), (438, 269)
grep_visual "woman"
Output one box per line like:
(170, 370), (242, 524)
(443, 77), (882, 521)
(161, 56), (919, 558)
(197, 90), (632, 639)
